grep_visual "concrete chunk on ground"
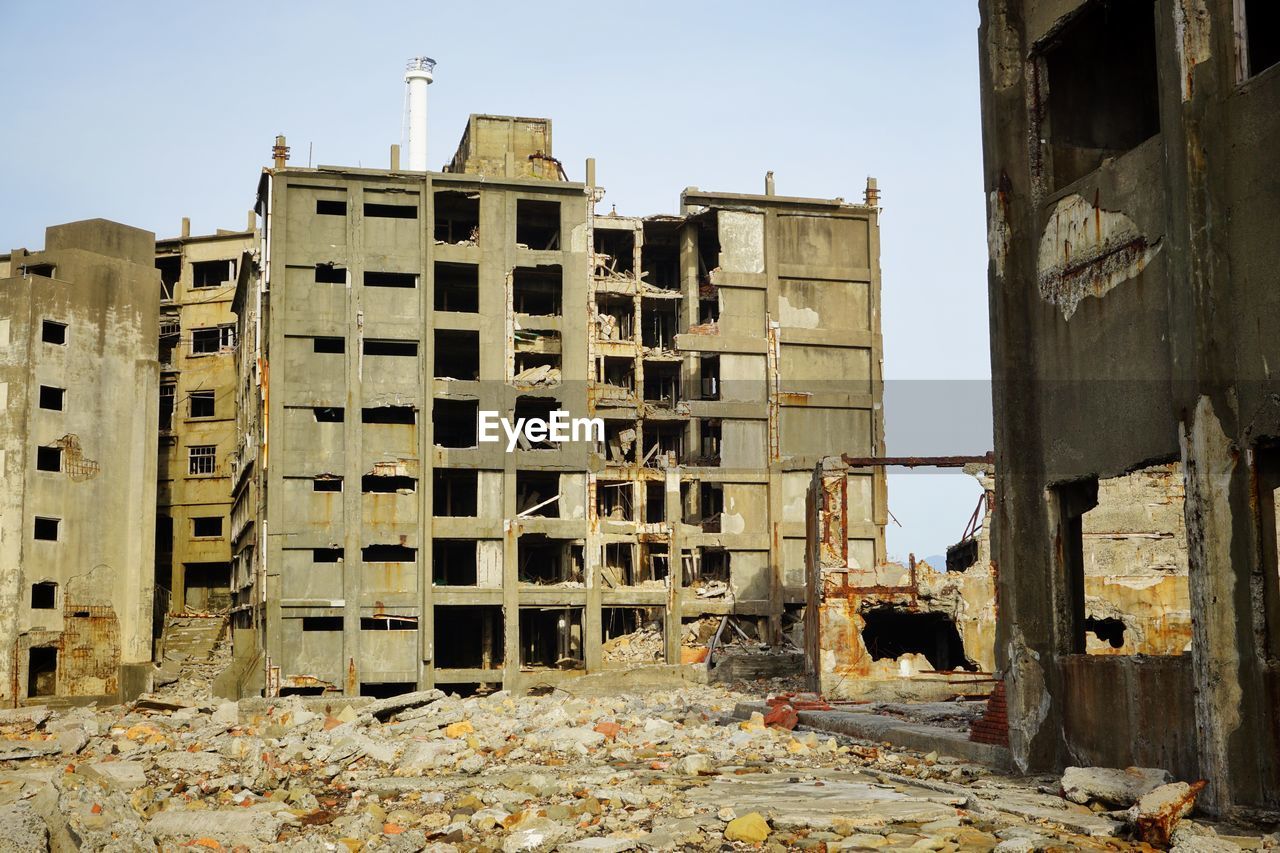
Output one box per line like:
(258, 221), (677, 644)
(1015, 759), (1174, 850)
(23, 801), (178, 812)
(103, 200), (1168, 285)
(147, 804), (295, 845)
(0, 801), (48, 853)
(361, 688), (446, 721)
(1060, 765), (1173, 807)
(79, 760), (147, 791)
(1130, 780), (1207, 846)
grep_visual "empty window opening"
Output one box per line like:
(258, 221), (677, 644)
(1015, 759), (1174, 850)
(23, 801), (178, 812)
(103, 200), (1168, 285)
(314, 264), (347, 284)
(33, 516), (59, 541)
(362, 544), (417, 562)
(643, 362), (680, 405)
(302, 616), (344, 631)
(696, 420), (722, 466)
(644, 422), (685, 467)
(434, 262), (478, 312)
(695, 218), (721, 282)
(640, 541), (670, 584)
(36, 445), (62, 472)
(946, 537), (979, 573)
(699, 292), (721, 325)
(602, 543), (636, 586)
(433, 191), (479, 244)
(517, 471), (561, 518)
(1040, 0), (1160, 190)
(515, 199), (561, 250)
(598, 356), (634, 393)
(594, 294), (634, 341)
(513, 331), (562, 384)
(432, 398), (478, 448)
(1078, 464), (1189, 656)
(192, 516), (223, 537)
(313, 336), (344, 354)
(602, 607), (664, 663)
(28, 647), (56, 697)
(434, 330), (479, 379)
(313, 475), (343, 492)
(433, 539), (478, 586)
(188, 444), (216, 475)
(279, 685), (329, 697)
(1242, 0), (1280, 78)
(641, 222), (680, 289)
(156, 256), (180, 301)
(646, 481), (665, 523)
(38, 385), (64, 411)
(597, 480), (634, 521)
(641, 299), (679, 350)
(365, 271), (417, 288)
(684, 481), (722, 531)
(362, 474), (416, 493)
(518, 535), (584, 585)
(313, 406), (344, 422)
(594, 228), (635, 276)
(316, 198), (346, 216)
(434, 469), (478, 516)
(160, 383), (176, 430)
(364, 201), (418, 219)
(700, 356), (720, 400)
(520, 607), (583, 668)
(31, 581), (57, 610)
(25, 263), (56, 278)
(435, 606), (504, 669)
(313, 548), (344, 563)
(361, 405), (415, 424)
(684, 547), (729, 588)
(190, 389), (215, 418)
(861, 608), (976, 672)
(513, 396), (559, 450)
(363, 338), (418, 357)
(192, 325), (235, 354)
(360, 682), (416, 698)
(513, 266), (562, 316)
(603, 421), (637, 464)
(41, 320), (66, 345)
(192, 259), (234, 289)
(360, 614), (418, 630)
(1085, 616), (1127, 649)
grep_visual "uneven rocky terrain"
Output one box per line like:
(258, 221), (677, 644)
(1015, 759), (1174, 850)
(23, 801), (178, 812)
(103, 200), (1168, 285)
(0, 626), (1272, 851)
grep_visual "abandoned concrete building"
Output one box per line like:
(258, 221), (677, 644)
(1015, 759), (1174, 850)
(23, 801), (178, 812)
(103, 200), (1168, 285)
(224, 114), (887, 697)
(154, 222), (255, 615)
(979, 0), (1280, 814)
(0, 220), (160, 703)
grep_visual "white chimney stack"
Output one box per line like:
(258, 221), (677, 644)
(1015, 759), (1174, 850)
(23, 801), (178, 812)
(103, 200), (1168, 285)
(404, 56), (436, 171)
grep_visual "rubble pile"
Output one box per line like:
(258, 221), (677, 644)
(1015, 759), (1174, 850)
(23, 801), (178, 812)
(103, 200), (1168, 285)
(600, 628), (663, 664)
(0, 682), (1268, 852)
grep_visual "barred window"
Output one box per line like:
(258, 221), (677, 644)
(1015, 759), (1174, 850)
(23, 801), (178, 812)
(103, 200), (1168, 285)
(188, 445), (216, 476)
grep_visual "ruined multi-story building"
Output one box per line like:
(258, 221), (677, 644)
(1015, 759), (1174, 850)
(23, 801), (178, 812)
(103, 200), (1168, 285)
(978, 0), (1280, 814)
(226, 114), (886, 697)
(0, 220), (160, 703)
(154, 223), (255, 614)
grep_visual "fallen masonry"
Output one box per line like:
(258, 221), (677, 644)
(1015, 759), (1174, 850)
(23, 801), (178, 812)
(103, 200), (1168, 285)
(0, 678), (1273, 852)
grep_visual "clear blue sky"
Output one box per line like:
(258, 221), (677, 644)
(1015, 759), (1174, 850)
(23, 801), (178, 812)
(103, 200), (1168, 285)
(0, 1), (992, 560)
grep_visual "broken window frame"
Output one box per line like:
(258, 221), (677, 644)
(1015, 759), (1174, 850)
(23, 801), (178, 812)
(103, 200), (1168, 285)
(192, 259), (235, 289)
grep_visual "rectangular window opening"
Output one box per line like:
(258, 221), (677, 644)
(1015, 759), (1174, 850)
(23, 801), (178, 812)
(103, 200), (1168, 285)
(156, 256), (180, 301)
(432, 398), (478, 448)
(316, 199), (346, 216)
(33, 517), (60, 541)
(516, 199), (561, 250)
(160, 382), (175, 430)
(434, 329), (479, 380)
(434, 262), (479, 312)
(364, 270), (417, 288)
(646, 480), (665, 524)
(513, 265), (562, 316)
(433, 469), (478, 517)
(192, 259), (235, 289)
(643, 362), (681, 406)
(31, 581), (57, 609)
(594, 294), (634, 341)
(513, 396), (559, 450)
(1242, 0), (1280, 78)
(517, 471), (561, 518)
(190, 389), (215, 418)
(28, 647), (56, 697)
(313, 336), (344, 354)
(641, 221), (680, 290)
(313, 475), (343, 492)
(641, 298), (679, 350)
(436, 605), (504, 668)
(364, 202), (418, 219)
(36, 445), (62, 473)
(360, 615), (418, 630)
(433, 191), (480, 244)
(594, 228), (636, 276)
(313, 406), (344, 422)
(520, 606), (583, 668)
(362, 474), (416, 493)
(432, 539), (479, 586)
(41, 320), (66, 345)
(596, 479), (634, 522)
(602, 607), (664, 664)
(362, 544), (417, 562)
(363, 339), (418, 357)
(188, 444), (217, 476)
(518, 534), (583, 585)
(315, 264), (347, 284)
(1040, 0), (1160, 191)
(38, 385), (65, 411)
(192, 516), (224, 538)
(313, 548), (344, 563)
(361, 406), (416, 425)
(302, 616), (344, 631)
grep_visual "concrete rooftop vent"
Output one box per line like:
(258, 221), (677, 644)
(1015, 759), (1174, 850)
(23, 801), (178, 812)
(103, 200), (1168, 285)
(404, 56), (436, 171)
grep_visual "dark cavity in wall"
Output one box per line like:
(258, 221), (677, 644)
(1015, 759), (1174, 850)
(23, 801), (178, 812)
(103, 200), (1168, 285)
(1085, 616), (1126, 648)
(520, 606), (583, 668)
(433, 539), (478, 586)
(432, 399), (478, 448)
(435, 605), (504, 669)
(860, 607), (976, 672)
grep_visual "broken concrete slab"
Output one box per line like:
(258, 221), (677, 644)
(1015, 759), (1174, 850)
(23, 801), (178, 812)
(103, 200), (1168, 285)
(1061, 765), (1172, 807)
(1131, 780), (1207, 846)
(80, 760), (147, 792)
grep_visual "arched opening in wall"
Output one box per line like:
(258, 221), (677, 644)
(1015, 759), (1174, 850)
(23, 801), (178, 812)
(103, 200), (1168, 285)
(860, 608), (976, 672)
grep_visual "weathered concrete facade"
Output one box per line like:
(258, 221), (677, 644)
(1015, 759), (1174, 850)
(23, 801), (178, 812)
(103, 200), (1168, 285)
(155, 226), (255, 615)
(979, 0), (1280, 813)
(0, 220), (159, 703)
(229, 116), (885, 697)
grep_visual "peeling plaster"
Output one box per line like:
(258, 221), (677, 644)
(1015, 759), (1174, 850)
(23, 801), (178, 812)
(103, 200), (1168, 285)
(1173, 0), (1212, 102)
(777, 295), (820, 329)
(988, 190), (1010, 278)
(1181, 395), (1242, 811)
(718, 211), (765, 274)
(1037, 194), (1161, 320)
(986, 4), (1024, 91)
(1005, 634), (1049, 773)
